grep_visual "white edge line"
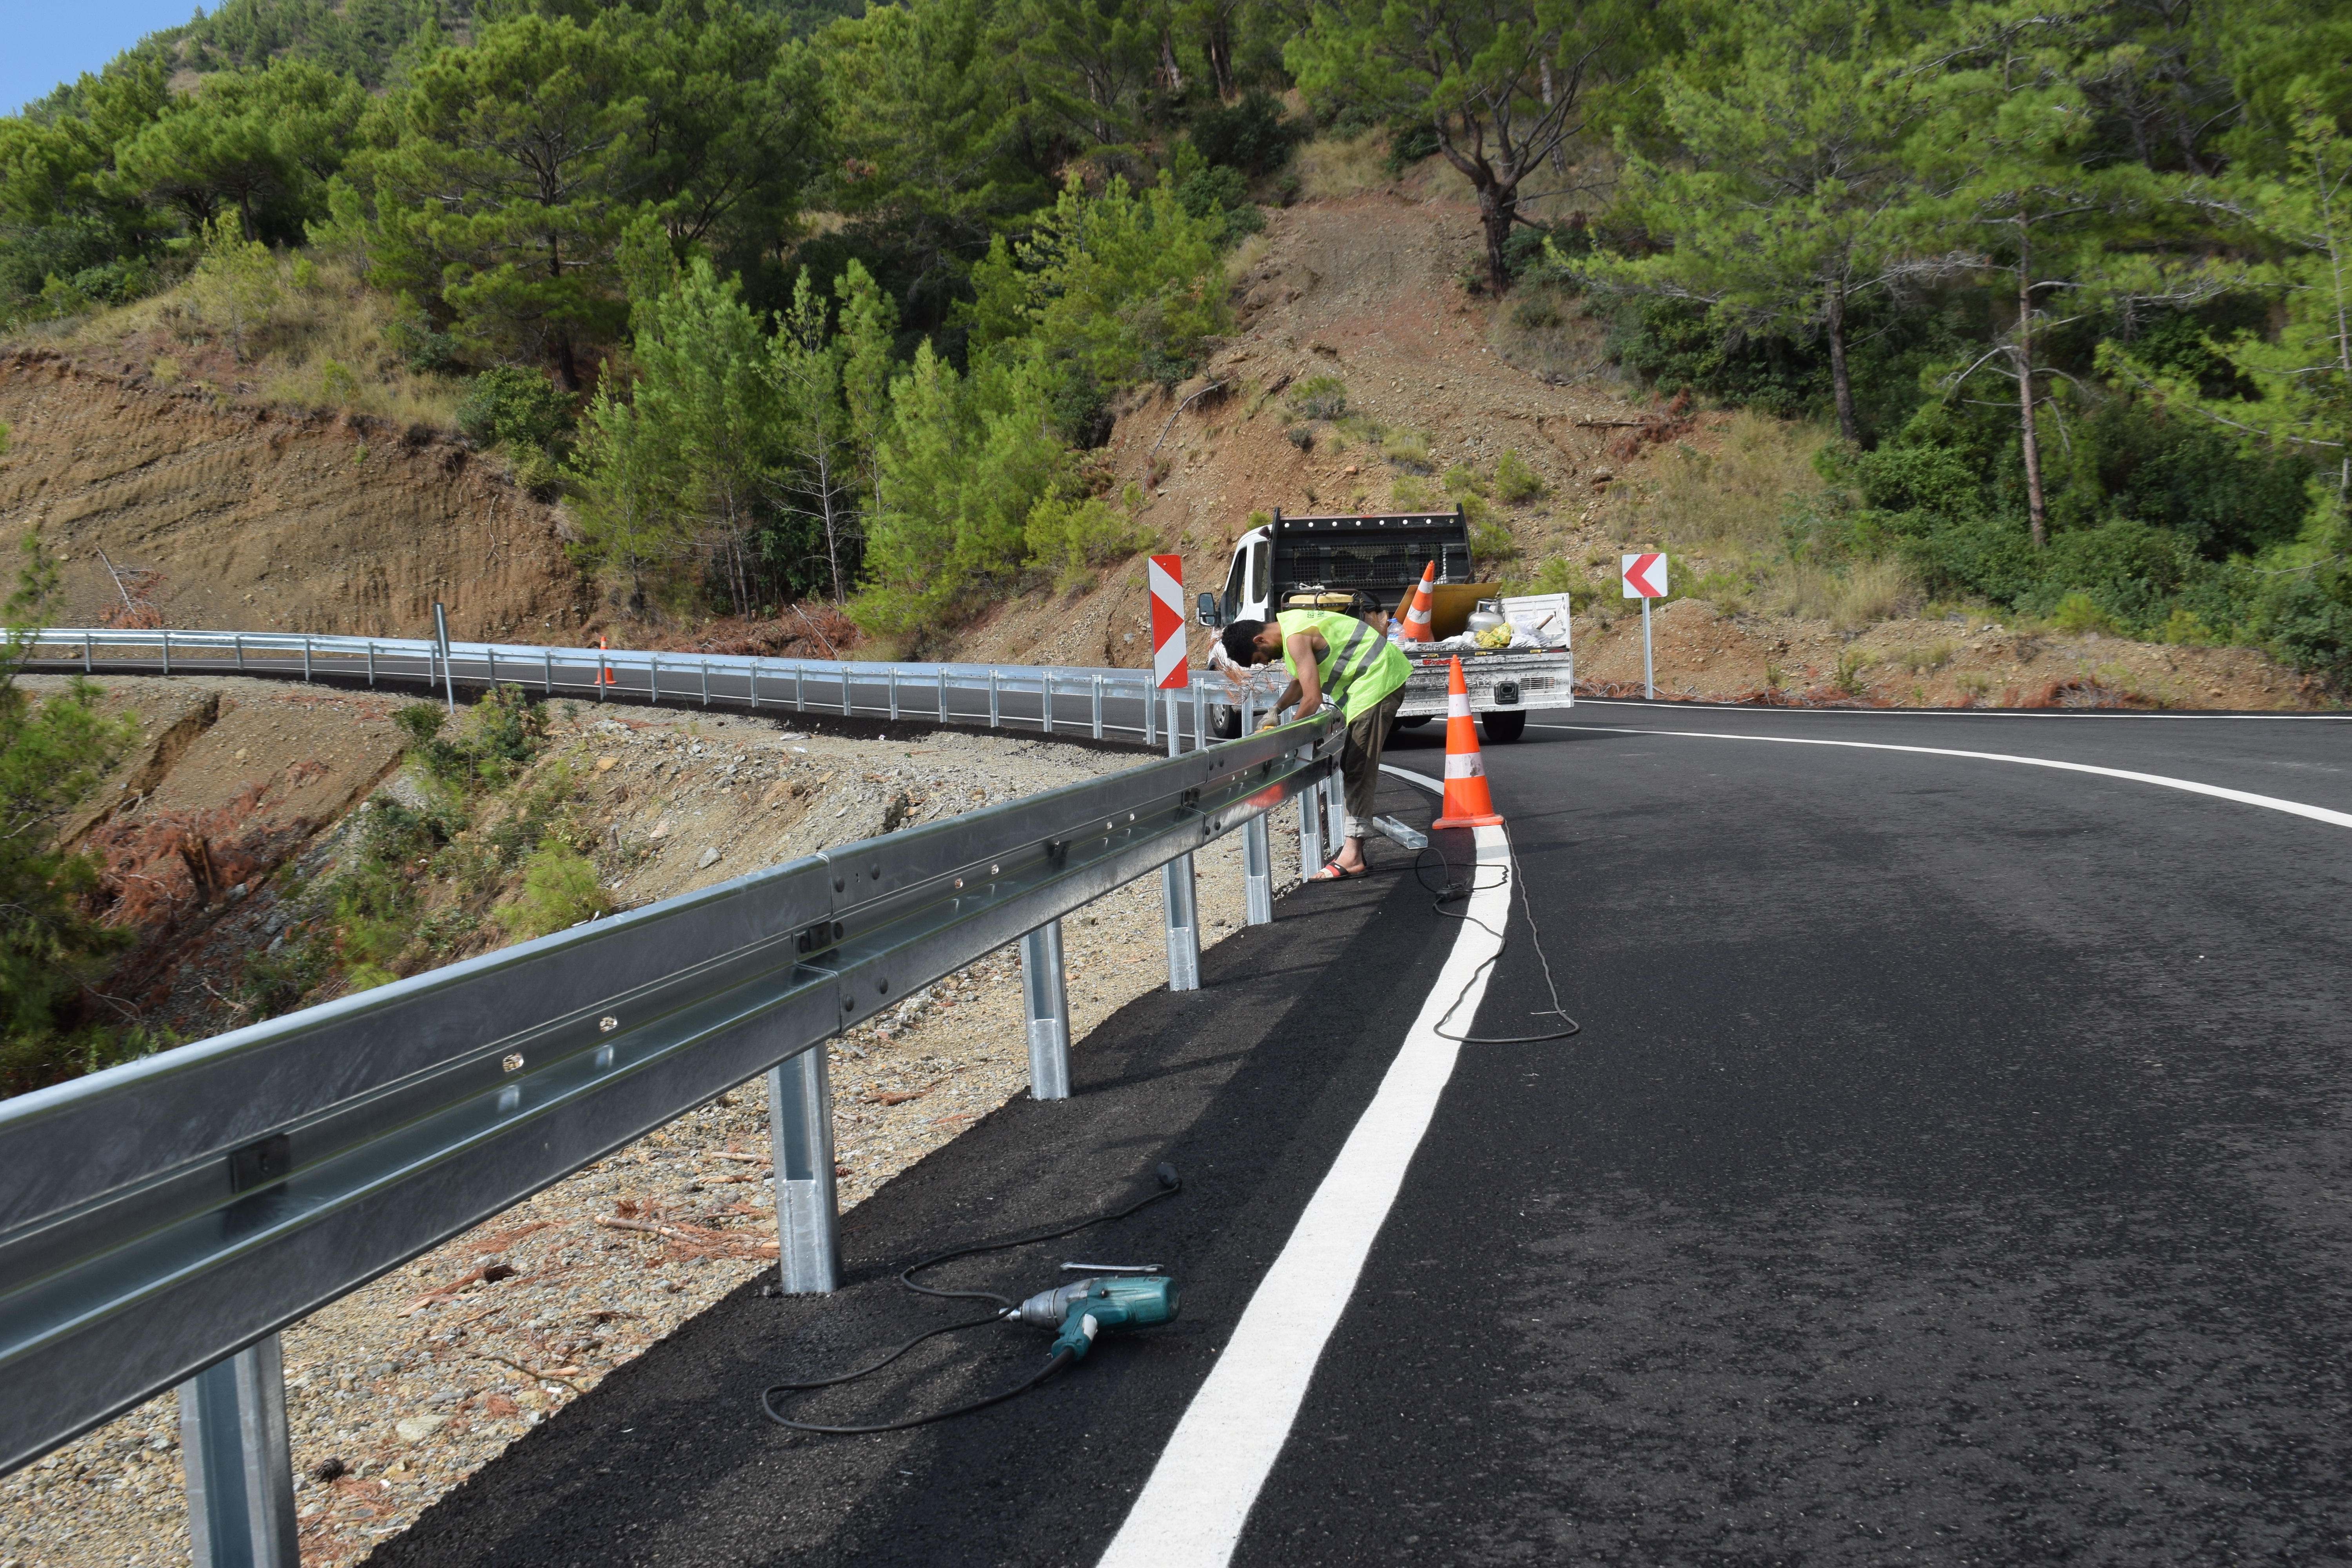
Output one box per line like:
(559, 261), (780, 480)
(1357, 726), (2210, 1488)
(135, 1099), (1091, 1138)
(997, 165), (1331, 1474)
(1532, 723), (2352, 831)
(1095, 820), (1510, 1568)
(1567, 698), (2352, 722)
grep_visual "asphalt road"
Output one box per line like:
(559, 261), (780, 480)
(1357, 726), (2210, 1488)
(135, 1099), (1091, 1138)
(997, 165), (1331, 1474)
(328, 698), (2352, 1561)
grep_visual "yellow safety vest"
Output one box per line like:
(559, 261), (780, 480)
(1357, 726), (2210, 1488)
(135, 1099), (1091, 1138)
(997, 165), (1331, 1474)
(1277, 609), (1410, 722)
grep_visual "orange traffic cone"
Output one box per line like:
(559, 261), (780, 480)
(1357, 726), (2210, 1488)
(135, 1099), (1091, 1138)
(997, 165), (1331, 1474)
(1432, 656), (1503, 829)
(1400, 560), (1437, 643)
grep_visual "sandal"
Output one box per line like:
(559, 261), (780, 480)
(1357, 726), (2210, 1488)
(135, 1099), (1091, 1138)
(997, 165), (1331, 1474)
(1309, 859), (1368, 881)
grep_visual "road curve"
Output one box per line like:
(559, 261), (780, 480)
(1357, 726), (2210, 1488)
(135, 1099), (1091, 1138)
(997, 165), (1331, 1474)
(324, 701), (2352, 1563)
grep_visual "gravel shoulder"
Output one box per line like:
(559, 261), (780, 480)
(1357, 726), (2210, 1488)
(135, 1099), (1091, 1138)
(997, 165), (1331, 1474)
(0, 716), (1307, 1568)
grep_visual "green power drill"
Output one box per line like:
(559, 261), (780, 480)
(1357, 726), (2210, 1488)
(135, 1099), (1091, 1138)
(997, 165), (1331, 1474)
(1012, 1271), (1181, 1359)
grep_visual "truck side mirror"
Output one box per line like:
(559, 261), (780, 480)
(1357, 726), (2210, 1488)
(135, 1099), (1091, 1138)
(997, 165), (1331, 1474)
(1196, 592), (1222, 628)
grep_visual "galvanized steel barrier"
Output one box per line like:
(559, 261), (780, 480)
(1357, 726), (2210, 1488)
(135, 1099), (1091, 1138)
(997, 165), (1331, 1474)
(19, 626), (1259, 749)
(0, 647), (1341, 1564)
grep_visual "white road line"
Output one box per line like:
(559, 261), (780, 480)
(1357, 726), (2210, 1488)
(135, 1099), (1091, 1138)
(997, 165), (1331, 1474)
(1097, 821), (1511, 1568)
(1567, 698), (2352, 722)
(1533, 723), (2352, 831)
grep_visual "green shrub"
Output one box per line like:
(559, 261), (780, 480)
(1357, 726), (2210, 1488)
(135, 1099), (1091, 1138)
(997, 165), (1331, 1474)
(456, 365), (575, 452)
(495, 844), (613, 941)
(1027, 485), (1154, 590)
(1380, 428), (1432, 472)
(1193, 91), (1299, 176)
(1443, 462), (1490, 500)
(1286, 376), (1347, 421)
(2051, 591), (2122, 635)
(386, 310), (458, 373)
(1469, 515), (1520, 565)
(1494, 448), (1545, 504)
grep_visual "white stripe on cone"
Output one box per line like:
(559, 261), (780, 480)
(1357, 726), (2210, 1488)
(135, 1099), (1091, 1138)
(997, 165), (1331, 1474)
(1446, 693), (1472, 718)
(1445, 751), (1485, 778)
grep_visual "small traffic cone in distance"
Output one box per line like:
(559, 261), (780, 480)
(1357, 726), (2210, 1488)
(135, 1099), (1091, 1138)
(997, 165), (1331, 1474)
(1400, 560), (1437, 643)
(1432, 656), (1504, 829)
(597, 634), (615, 687)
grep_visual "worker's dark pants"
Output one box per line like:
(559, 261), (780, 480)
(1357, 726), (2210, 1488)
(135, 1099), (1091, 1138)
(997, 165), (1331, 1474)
(1341, 688), (1407, 844)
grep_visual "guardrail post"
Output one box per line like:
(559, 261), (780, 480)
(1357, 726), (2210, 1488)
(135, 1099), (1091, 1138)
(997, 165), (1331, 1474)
(485, 644), (495, 690)
(83, 633), (93, 674)
(1042, 672), (1054, 734)
(162, 629), (171, 676)
(888, 666), (899, 721)
(1144, 681), (1156, 747)
(988, 670), (1000, 728)
(365, 642), (374, 688)
(543, 649), (553, 696)
(1021, 920), (1072, 1100)
(1299, 770), (1324, 875)
(840, 662), (853, 717)
(1161, 853), (1200, 991)
(1323, 769), (1346, 851)
(748, 661), (760, 708)
(794, 662), (806, 711)
(1191, 679), (1204, 753)
(179, 1334), (298, 1568)
(701, 659), (710, 707)
(234, 634), (244, 673)
(766, 1047), (840, 1294)
(650, 652), (660, 703)
(1091, 675), (1103, 739)
(303, 637), (313, 682)
(936, 668), (948, 724)
(1242, 814), (1274, 924)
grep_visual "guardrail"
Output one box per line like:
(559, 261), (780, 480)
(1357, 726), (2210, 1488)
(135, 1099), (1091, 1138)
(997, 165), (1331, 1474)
(0, 675), (1343, 1565)
(18, 627), (1286, 750)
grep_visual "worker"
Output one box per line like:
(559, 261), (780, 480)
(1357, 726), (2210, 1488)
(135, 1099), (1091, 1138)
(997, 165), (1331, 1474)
(1218, 608), (1410, 880)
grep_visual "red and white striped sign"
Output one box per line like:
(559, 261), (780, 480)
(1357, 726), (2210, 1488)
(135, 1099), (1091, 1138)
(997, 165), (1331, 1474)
(1148, 554), (1189, 689)
(1621, 552), (1668, 599)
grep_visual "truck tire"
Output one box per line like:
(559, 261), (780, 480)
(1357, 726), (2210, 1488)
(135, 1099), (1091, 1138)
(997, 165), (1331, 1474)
(1209, 704), (1241, 740)
(1479, 710), (1527, 744)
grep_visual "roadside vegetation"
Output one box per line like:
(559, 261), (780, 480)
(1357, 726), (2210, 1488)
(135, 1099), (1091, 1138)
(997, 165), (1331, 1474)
(8, 0), (2351, 682)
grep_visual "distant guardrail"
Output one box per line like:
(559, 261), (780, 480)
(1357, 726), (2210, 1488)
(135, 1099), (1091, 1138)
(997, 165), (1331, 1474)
(19, 627), (1288, 750)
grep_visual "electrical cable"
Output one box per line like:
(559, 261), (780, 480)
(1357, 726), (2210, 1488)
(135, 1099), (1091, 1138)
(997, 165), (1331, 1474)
(759, 1165), (1182, 1435)
(1412, 821), (1582, 1045)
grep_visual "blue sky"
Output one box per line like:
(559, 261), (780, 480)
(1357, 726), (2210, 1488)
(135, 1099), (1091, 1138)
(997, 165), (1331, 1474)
(6, 2), (199, 116)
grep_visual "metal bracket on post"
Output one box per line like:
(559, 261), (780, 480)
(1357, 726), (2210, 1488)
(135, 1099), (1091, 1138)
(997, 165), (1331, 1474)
(179, 1334), (297, 1568)
(1021, 920), (1072, 1100)
(1161, 852), (1201, 991)
(766, 1046), (840, 1294)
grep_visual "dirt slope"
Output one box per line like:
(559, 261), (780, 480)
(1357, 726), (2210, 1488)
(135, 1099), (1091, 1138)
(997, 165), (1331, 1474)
(0, 348), (588, 642)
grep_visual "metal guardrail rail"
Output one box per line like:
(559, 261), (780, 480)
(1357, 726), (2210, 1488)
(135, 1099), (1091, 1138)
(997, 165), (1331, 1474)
(19, 627), (1281, 748)
(0, 664), (1342, 1563)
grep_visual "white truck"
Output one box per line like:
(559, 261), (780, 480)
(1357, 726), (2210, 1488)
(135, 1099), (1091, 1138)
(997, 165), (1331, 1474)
(1192, 506), (1573, 744)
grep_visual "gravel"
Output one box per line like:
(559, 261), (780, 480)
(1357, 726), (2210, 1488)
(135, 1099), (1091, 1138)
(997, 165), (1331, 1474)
(0, 717), (1311, 1568)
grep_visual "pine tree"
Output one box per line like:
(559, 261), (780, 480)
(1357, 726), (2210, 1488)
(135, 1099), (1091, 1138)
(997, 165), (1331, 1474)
(769, 267), (856, 603)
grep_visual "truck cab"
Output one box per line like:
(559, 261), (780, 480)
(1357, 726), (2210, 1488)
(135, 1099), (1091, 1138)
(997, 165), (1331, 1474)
(1194, 507), (1572, 744)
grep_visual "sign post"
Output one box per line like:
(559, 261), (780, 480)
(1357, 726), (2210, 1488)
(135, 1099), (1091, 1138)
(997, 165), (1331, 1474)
(1621, 553), (1667, 700)
(1148, 554), (1189, 754)
(1147, 555), (1200, 990)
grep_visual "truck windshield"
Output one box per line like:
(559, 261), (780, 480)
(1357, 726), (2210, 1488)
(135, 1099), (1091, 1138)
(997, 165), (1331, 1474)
(1222, 550), (1248, 624)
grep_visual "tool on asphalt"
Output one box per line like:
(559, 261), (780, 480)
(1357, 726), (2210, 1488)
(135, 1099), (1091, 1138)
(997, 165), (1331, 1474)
(759, 1163), (1184, 1434)
(1400, 560), (1438, 643)
(1432, 657), (1504, 829)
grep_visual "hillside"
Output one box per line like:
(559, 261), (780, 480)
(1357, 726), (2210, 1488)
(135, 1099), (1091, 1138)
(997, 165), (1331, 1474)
(952, 189), (2327, 711)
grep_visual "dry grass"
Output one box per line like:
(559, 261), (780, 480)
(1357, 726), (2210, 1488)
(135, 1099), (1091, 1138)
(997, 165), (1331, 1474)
(1645, 409), (1831, 549)
(1296, 129), (1392, 199)
(1225, 232), (1273, 282)
(1756, 555), (1916, 629)
(52, 254), (470, 429)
